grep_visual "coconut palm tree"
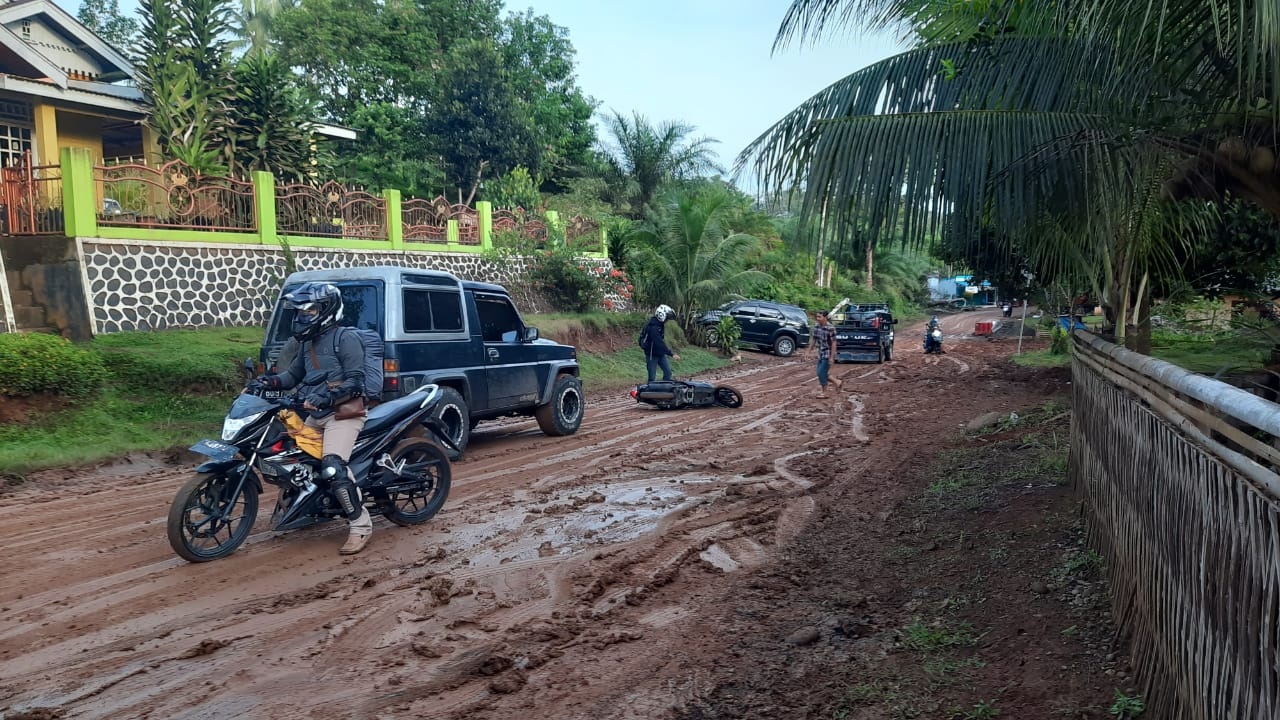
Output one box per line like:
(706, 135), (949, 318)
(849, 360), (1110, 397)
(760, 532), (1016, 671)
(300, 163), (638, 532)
(741, 0), (1279, 347)
(600, 111), (722, 218)
(627, 185), (771, 335)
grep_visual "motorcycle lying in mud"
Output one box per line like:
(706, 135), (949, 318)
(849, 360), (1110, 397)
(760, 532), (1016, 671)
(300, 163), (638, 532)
(629, 379), (743, 410)
(167, 383), (457, 563)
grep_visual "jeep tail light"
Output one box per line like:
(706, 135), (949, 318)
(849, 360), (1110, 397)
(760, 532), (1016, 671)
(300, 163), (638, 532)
(870, 317), (880, 329)
(383, 358), (399, 373)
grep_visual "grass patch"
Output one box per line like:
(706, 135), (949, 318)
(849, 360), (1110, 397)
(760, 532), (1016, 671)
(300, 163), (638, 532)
(1012, 348), (1072, 368)
(0, 388), (228, 475)
(92, 326), (261, 393)
(1150, 331), (1272, 375)
(526, 311), (647, 340)
(901, 620), (980, 651)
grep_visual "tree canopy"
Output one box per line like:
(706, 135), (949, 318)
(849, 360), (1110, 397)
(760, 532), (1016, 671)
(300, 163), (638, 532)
(270, 0), (596, 198)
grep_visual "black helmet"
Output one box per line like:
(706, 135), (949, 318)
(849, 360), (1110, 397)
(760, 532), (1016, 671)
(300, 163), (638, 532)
(283, 282), (343, 341)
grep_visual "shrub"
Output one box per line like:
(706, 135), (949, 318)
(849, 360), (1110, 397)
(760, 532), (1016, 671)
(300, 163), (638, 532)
(0, 333), (108, 398)
(528, 248), (602, 313)
(1050, 323), (1070, 355)
(715, 314), (741, 355)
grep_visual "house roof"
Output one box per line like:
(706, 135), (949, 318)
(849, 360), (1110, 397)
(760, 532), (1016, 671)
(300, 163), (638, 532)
(0, 0), (135, 84)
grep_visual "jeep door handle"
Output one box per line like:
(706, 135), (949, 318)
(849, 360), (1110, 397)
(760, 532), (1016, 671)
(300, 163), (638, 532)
(487, 348), (500, 359)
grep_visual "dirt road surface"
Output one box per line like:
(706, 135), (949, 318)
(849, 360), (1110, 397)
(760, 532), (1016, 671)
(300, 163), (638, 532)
(0, 309), (1076, 719)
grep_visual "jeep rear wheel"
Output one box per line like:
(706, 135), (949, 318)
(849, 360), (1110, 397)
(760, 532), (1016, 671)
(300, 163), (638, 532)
(773, 335), (797, 357)
(885, 343), (894, 362)
(536, 373), (584, 437)
(431, 387), (470, 460)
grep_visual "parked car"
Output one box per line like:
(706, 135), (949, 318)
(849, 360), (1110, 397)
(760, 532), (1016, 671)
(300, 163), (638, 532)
(697, 300), (811, 357)
(830, 301), (897, 363)
(259, 266), (584, 457)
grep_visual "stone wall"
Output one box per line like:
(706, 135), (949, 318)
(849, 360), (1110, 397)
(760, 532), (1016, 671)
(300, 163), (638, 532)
(73, 238), (615, 335)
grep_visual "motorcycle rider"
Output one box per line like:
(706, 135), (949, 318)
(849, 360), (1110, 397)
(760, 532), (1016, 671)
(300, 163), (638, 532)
(640, 304), (681, 383)
(924, 315), (944, 353)
(246, 282), (374, 555)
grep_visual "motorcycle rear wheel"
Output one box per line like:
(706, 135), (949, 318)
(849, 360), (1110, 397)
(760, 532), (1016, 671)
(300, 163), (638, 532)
(713, 385), (744, 408)
(167, 471), (260, 563)
(378, 438), (452, 527)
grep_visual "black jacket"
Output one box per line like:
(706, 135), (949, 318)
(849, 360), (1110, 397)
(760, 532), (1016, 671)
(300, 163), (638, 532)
(640, 317), (672, 358)
(272, 326), (366, 418)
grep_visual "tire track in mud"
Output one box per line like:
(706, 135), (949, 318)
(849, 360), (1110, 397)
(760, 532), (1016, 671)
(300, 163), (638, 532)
(0, 315), (1004, 720)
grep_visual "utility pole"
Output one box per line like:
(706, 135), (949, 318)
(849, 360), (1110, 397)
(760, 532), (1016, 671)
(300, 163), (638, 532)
(1016, 271), (1035, 355)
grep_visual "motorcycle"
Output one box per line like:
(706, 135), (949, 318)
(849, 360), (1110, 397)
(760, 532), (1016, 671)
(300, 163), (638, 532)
(924, 326), (945, 354)
(167, 383), (457, 563)
(630, 378), (743, 410)
(1001, 302), (1013, 318)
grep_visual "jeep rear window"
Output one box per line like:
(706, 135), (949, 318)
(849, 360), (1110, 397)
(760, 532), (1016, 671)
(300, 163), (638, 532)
(402, 289), (464, 333)
(271, 283), (381, 342)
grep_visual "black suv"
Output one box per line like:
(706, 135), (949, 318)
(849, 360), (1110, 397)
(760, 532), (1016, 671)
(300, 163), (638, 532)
(697, 300), (811, 357)
(260, 266), (584, 457)
(831, 303), (897, 363)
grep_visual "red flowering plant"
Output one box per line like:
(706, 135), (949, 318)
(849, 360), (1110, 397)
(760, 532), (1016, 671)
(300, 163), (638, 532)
(590, 265), (632, 311)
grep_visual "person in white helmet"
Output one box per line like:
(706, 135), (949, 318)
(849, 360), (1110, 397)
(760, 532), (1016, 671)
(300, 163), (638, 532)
(638, 304), (681, 382)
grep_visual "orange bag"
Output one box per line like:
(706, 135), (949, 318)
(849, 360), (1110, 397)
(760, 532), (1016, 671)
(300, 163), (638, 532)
(279, 409), (324, 458)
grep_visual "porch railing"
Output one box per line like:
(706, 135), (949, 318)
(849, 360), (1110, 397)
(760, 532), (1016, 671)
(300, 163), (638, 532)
(96, 160), (257, 232)
(1070, 330), (1280, 720)
(1, 150), (63, 235)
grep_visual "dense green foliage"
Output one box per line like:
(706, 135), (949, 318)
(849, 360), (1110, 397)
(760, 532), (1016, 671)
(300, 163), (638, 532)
(270, 0), (595, 197)
(626, 184), (771, 334)
(0, 334), (108, 398)
(135, 0), (236, 174)
(76, 0), (140, 52)
(227, 51), (319, 181)
(526, 248), (602, 314)
(135, 0), (320, 181)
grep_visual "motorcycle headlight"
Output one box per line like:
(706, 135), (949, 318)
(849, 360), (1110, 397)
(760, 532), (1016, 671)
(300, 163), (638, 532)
(222, 412), (264, 441)
(932, 330), (942, 339)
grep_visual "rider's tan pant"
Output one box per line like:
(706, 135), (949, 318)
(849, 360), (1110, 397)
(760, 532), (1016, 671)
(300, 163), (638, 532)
(305, 412), (365, 464)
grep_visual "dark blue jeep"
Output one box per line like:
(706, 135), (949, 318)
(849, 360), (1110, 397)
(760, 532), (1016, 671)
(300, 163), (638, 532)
(260, 266), (583, 456)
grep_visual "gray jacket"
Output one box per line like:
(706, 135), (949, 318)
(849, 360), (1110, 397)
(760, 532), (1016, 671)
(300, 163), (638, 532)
(273, 326), (366, 418)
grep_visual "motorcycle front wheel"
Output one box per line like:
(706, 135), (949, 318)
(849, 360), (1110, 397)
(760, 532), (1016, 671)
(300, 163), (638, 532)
(167, 471), (260, 563)
(713, 385), (744, 408)
(378, 438), (452, 527)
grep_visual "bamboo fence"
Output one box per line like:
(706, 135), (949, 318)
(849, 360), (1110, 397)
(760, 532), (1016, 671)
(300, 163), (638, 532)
(1070, 330), (1280, 719)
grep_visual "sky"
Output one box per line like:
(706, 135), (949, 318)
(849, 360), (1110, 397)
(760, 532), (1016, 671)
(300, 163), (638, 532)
(55, 0), (907, 183)
(504, 0), (907, 178)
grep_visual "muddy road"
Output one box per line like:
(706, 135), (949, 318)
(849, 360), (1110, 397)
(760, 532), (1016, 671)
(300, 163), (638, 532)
(0, 309), (1051, 720)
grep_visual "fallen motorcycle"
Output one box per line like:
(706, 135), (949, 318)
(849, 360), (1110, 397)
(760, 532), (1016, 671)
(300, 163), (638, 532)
(630, 379), (743, 410)
(167, 383), (456, 562)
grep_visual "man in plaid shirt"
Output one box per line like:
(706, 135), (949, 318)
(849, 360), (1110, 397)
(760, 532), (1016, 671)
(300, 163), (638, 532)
(806, 310), (843, 398)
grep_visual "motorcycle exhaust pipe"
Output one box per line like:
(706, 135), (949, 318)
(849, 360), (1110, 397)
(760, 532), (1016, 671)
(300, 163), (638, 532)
(638, 391), (676, 401)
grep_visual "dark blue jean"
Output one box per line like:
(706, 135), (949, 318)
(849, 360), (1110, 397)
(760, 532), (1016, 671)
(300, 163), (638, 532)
(646, 354), (673, 382)
(816, 357), (831, 388)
